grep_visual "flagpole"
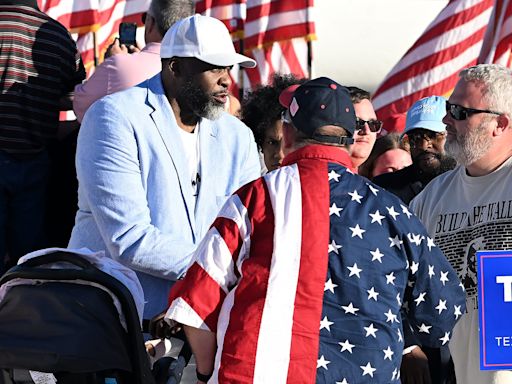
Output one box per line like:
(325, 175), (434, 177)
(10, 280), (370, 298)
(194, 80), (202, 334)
(307, 40), (313, 79)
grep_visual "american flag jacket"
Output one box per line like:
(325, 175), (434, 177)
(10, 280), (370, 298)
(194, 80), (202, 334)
(167, 144), (466, 383)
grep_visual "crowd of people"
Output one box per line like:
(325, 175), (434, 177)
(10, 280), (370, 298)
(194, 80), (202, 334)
(2, 0), (512, 383)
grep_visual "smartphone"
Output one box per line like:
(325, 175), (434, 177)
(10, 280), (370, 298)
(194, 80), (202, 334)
(119, 22), (137, 46)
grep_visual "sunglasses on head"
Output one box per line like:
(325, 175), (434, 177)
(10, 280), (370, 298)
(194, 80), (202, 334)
(445, 100), (501, 121)
(355, 118), (383, 133)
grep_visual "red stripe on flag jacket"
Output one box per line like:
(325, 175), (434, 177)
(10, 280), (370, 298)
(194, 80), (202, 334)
(167, 144), (466, 384)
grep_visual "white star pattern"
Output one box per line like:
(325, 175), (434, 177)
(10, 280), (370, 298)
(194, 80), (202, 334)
(459, 282), (465, 292)
(401, 204), (412, 218)
(386, 206), (400, 220)
(296, 165), (468, 383)
(320, 316), (334, 331)
(388, 235), (403, 249)
(454, 305), (462, 320)
(330, 203), (343, 217)
(328, 240), (342, 254)
(348, 189), (363, 203)
(324, 278), (338, 293)
(339, 339), (355, 353)
(367, 287), (379, 301)
(317, 355), (330, 370)
(350, 224), (365, 239)
(385, 272), (396, 285)
(369, 210), (385, 225)
(436, 299), (447, 314)
(342, 302), (360, 315)
(364, 323), (378, 338)
(360, 362), (376, 378)
(370, 248), (384, 263)
(383, 346), (394, 361)
(407, 233), (422, 246)
(414, 292), (426, 306)
(328, 170), (341, 182)
(440, 271), (450, 286)
(347, 263), (362, 278)
(428, 265), (435, 279)
(440, 332), (450, 345)
(427, 237), (436, 251)
(392, 368), (398, 381)
(384, 309), (399, 324)
(367, 183), (379, 195)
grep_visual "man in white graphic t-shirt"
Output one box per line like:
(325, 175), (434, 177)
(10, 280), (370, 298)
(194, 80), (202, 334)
(410, 63), (512, 384)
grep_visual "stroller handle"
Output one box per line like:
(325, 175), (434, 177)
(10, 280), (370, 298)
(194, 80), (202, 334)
(16, 251), (97, 270)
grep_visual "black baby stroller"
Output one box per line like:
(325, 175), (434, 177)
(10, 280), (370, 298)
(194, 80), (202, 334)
(0, 250), (155, 384)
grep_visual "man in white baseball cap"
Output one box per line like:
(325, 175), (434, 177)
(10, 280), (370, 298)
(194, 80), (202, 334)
(69, 14), (260, 321)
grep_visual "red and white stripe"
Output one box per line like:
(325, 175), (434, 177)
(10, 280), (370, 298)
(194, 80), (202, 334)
(372, 0), (494, 134)
(479, 0), (512, 66)
(242, 37), (311, 90)
(194, 0), (246, 35)
(196, 0), (314, 92)
(166, 160), (330, 383)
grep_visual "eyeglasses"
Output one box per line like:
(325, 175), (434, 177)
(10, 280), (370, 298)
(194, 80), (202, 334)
(407, 130), (446, 146)
(142, 12), (148, 24)
(355, 118), (383, 133)
(445, 100), (502, 121)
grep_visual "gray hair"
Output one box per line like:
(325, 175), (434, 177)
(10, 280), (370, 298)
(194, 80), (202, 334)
(149, 0), (195, 36)
(459, 64), (512, 117)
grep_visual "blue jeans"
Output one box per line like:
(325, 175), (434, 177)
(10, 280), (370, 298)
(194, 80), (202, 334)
(0, 150), (49, 274)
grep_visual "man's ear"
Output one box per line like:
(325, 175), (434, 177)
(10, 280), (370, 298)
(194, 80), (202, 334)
(494, 113), (510, 136)
(169, 58), (180, 76)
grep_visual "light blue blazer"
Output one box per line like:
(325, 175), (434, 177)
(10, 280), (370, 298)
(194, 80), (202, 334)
(69, 74), (260, 318)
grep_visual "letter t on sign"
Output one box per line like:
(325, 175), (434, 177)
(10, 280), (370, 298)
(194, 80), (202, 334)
(496, 276), (512, 302)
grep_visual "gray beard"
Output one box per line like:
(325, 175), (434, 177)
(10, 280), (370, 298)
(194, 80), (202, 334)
(445, 124), (491, 166)
(202, 102), (224, 121)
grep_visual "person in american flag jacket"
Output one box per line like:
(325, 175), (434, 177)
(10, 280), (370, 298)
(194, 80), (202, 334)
(164, 77), (466, 384)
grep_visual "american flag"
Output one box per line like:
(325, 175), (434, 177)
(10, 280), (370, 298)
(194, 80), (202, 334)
(479, 0), (512, 66)
(38, 0), (149, 75)
(372, 0), (494, 134)
(166, 145), (466, 383)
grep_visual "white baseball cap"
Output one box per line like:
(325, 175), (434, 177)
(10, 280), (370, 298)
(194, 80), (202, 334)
(160, 14), (256, 68)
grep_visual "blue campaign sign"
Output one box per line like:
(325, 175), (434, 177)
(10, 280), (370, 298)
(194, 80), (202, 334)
(477, 250), (512, 370)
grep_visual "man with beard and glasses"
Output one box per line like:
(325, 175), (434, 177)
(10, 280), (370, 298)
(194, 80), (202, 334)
(68, 14), (260, 320)
(373, 96), (457, 204)
(410, 64), (512, 384)
(346, 87), (382, 172)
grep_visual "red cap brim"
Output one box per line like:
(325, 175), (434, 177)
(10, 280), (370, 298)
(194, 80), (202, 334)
(279, 84), (301, 108)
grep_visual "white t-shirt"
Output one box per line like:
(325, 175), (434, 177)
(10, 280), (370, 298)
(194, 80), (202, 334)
(178, 124), (200, 204)
(410, 156), (512, 384)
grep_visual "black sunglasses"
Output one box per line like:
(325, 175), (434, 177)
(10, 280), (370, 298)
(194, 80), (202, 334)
(445, 100), (501, 121)
(142, 12), (148, 24)
(407, 130), (446, 146)
(355, 118), (383, 133)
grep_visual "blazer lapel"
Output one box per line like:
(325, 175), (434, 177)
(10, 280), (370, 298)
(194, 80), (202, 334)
(146, 75), (197, 235)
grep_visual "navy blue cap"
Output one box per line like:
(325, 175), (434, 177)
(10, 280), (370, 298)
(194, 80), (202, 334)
(279, 77), (356, 142)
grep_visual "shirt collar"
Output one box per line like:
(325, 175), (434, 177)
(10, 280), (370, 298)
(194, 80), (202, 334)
(282, 144), (355, 172)
(142, 42), (161, 54)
